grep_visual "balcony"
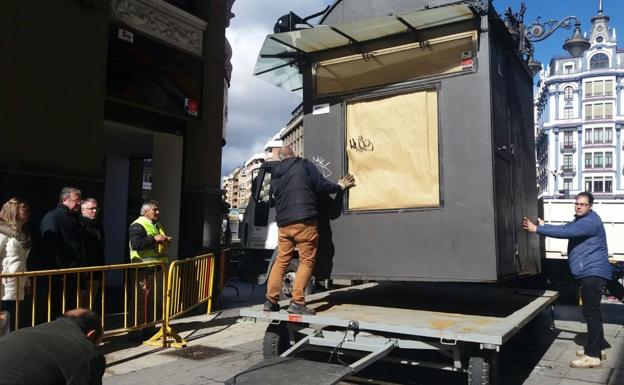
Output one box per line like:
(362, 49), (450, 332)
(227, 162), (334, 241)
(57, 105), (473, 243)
(560, 166), (576, 177)
(560, 143), (576, 153)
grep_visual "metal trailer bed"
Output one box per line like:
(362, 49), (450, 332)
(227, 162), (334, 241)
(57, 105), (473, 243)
(229, 282), (558, 385)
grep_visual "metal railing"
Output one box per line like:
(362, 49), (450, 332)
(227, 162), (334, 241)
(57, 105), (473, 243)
(0, 251), (227, 348)
(0, 261), (166, 335)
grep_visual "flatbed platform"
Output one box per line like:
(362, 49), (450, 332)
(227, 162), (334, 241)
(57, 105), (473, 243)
(241, 282), (558, 346)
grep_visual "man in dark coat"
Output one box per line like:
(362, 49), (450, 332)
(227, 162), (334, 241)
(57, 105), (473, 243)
(40, 187), (83, 317)
(80, 198), (105, 307)
(40, 187), (83, 269)
(0, 308), (106, 385)
(264, 146), (355, 315)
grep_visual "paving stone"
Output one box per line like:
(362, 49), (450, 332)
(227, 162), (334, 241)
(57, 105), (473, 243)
(566, 366), (613, 384)
(522, 374), (562, 385)
(531, 360), (571, 379)
(543, 341), (573, 361)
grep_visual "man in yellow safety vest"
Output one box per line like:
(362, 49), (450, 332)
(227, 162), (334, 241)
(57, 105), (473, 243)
(128, 200), (171, 334)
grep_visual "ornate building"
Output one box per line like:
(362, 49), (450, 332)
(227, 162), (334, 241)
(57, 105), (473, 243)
(535, 3), (624, 199)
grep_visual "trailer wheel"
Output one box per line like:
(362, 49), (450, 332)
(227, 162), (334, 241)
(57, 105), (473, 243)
(280, 258), (314, 299)
(263, 323), (289, 359)
(468, 356), (490, 385)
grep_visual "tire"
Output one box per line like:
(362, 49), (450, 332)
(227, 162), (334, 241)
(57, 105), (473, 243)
(279, 258), (315, 299)
(467, 356), (490, 385)
(263, 323), (290, 359)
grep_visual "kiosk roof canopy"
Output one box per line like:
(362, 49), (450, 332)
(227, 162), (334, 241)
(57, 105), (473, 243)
(253, 3), (476, 95)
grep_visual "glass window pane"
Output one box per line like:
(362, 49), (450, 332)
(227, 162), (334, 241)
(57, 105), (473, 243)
(585, 82), (592, 98)
(594, 104), (604, 119)
(605, 127), (613, 143)
(585, 178), (592, 191)
(605, 103), (613, 119)
(594, 80), (604, 96)
(606, 177), (613, 192)
(606, 152), (613, 167)
(585, 153), (593, 167)
(594, 127), (603, 143)
(594, 180), (603, 192)
(585, 104), (592, 119)
(605, 80), (614, 95)
(585, 129), (592, 143)
(594, 153), (603, 168)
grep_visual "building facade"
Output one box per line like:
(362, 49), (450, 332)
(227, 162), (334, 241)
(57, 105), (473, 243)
(535, 4), (624, 199)
(1, 0), (234, 264)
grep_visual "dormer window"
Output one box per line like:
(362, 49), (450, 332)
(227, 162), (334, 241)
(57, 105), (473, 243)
(590, 53), (609, 69)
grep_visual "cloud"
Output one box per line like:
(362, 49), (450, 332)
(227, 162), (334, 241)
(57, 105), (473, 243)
(222, 0), (331, 177)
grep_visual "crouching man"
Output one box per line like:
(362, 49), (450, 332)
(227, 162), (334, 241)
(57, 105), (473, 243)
(0, 308), (105, 384)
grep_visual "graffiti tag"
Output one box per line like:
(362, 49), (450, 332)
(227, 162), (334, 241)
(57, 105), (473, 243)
(312, 155), (333, 177)
(348, 135), (375, 152)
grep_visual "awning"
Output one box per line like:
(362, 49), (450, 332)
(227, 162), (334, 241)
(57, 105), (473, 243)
(253, 3), (477, 96)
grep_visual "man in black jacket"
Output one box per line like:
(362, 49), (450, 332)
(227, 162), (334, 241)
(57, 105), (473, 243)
(264, 146), (355, 315)
(41, 187), (83, 269)
(0, 308), (105, 385)
(40, 187), (83, 317)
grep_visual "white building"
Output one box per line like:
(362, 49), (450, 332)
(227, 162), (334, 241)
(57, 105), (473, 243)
(535, 3), (624, 199)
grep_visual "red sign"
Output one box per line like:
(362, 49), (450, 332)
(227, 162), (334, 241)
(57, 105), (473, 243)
(288, 314), (302, 323)
(185, 98), (199, 116)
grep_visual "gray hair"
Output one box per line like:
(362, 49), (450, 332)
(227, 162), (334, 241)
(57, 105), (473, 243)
(59, 187), (82, 203)
(82, 198), (98, 206)
(140, 200), (159, 216)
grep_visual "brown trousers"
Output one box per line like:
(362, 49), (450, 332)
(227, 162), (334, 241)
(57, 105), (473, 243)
(266, 221), (319, 305)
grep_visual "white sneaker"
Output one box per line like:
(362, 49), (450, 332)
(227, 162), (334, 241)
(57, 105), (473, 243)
(575, 349), (607, 359)
(570, 354), (602, 368)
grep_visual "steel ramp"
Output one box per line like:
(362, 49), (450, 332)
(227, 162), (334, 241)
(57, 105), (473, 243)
(224, 357), (352, 385)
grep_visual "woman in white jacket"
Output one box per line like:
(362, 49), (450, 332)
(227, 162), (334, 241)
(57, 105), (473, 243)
(0, 197), (31, 330)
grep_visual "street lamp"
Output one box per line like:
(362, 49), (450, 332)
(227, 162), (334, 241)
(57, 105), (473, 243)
(504, 2), (590, 77)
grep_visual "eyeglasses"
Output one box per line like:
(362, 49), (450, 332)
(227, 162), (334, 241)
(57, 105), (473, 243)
(83, 207), (99, 212)
(574, 203), (590, 207)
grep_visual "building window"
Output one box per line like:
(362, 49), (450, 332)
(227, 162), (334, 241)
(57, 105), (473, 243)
(564, 64), (574, 74)
(590, 53), (610, 69)
(596, 36), (605, 44)
(594, 179), (604, 192)
(563, 131), (574, 147)
(585, 128), (593, 144)
(594, 153), (603, 168)
(584, 80), (614, 97)
(585, 153), (593, 168)
(585, 177), (592, 191)
(605, 127), (613, 143)
(606, 152), (613, 168)
(563, 107), (574, 119)
(564, 86), (574, 100)
(563, 178), (573, 191)
(585, 103), (614, 120)
(606, 177), (613, 192)
(594, 127), (604, 143)
(563, 154), (573, 170)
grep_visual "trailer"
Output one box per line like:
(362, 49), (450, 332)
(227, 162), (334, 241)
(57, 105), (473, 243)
(228, 282), (557, 385)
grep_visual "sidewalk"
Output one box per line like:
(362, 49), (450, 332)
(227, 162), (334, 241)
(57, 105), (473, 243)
(102, 283), (624, 385)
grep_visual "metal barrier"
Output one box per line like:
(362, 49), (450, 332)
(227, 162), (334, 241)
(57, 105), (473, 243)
(145, 253), (217, 348)
(0, 261), (167, 337)
(0, 251), (228, 348)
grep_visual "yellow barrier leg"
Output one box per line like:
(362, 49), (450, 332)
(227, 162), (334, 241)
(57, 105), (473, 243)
(143, 324), (187, 348)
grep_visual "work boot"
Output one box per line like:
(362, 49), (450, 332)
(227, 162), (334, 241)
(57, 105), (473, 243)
(576, 349), (607, 360)
(570, 354), (602, 368)
(263, 299), (280, 312)
(287, 302), (315, 315)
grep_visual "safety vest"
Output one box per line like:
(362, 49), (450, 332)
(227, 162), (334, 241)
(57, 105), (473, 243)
(129, 216), (168, 263)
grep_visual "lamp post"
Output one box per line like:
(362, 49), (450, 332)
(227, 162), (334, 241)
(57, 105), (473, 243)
(504, 2), (591, 76)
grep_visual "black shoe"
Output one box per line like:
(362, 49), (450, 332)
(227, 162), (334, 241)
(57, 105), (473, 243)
(287, 302), (315, 315)
(263, 299), (280, 312)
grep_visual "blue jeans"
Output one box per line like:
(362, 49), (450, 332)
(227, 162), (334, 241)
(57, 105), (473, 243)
(580, 276), (608, 358)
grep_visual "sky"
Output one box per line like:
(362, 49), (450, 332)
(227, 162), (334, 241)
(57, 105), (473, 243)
(222, 0), (624, 177)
